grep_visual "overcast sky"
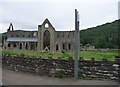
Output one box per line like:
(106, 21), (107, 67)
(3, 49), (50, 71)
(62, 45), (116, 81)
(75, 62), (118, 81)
(0, 0), (119, 33)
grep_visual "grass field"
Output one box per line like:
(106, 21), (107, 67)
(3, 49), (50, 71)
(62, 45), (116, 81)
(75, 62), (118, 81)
(1, 50), (119, 61)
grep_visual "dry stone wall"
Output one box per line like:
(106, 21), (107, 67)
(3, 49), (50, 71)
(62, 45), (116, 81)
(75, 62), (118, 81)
(2, 54), (120, 80)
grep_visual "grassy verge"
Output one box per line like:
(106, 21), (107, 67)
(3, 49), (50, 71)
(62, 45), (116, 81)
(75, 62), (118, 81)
(1, 50), (119, 61)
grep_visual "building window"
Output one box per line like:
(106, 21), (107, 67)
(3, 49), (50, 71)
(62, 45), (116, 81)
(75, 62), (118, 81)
(56, 44), (59, 51)
(57, 34), (59, 38)
(26, 43), (28, 49)
(43, 30), (50, 50)
(34, 32), (37, 37)
(31, 44), (34, 50)
(45, 23), (49, 28)
(13, 43), (16, 47)
(8, 43), (10, 47)
(36, 42), (37, 47)
(11, 35), (13, 37)
(62, 44), (65, 50)
(28, 35), (30, 37)
(20, 43), (22, 49)
(22, 35), (25, 37)
(63, 34), (64, 38)
(17, 34), (19, 37)
(68, 34), (69, 38)
(68, 44), (71, 50)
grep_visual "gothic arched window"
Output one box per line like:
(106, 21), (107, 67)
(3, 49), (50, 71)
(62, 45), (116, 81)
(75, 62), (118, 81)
(56, 44), (59, 51)
(8, 43), (10, 47)
(43, 30), (50, 50)
(45, 23), (49, 28)
(68, 44), (71, 50)
(62, 44), (65, 50)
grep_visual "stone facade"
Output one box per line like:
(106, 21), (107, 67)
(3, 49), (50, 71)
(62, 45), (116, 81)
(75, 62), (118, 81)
(5, 19), (79, 53)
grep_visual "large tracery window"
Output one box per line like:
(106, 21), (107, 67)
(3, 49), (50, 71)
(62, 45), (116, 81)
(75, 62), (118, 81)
(43, 30), (50, 50)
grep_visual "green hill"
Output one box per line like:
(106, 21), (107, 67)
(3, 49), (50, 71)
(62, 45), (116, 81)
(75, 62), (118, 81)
(80, 20), (119, 49)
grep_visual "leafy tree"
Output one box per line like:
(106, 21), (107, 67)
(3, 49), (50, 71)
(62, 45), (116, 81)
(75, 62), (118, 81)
(80, 20), (119, 49)
(95, 36), (107, 49)
(86, 44), (90, 47)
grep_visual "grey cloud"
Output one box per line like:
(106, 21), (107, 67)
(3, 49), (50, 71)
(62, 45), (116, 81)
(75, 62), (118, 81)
(0, 1), (118, 33)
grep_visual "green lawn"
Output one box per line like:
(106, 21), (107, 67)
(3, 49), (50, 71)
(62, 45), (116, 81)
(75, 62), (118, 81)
(1, 50), (119, 61)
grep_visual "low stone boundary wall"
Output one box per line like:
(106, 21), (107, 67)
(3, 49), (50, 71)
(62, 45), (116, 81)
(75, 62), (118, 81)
(2, 54), (120, 80)
(83, 49), (120, 52)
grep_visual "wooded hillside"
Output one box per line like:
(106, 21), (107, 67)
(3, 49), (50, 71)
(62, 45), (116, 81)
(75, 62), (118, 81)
(80, 20), (119, 49)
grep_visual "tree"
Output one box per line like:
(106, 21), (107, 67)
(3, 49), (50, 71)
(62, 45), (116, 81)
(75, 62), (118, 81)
(80, 20), (118, 49)
(86, 44), (90, 47)
(95, 36), (107, 49)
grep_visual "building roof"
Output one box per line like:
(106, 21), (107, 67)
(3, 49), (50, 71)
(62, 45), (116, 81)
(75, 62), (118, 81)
(6, 38), (38, 42)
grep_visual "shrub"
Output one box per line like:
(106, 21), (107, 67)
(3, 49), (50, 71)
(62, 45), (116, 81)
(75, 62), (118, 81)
(79, 76), (87, 80)
(57, 70), (63, 78)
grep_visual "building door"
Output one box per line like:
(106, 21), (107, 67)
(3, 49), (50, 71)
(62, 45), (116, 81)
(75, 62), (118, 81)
(43, 30), (50, 50)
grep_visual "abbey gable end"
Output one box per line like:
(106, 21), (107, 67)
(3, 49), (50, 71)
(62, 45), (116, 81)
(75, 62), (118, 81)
(5, 18), (79, 53)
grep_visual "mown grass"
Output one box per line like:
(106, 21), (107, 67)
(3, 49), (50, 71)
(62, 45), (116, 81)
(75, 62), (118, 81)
(1, 50), (119, 61)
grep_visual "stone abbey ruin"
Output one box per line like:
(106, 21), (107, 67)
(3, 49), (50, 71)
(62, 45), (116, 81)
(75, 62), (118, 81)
(5, 18), (79, 53)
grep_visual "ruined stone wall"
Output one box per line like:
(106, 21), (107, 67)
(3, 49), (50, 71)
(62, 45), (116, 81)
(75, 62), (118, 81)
(6, 30), (38, 50)
(54, 31), (75, 53)
(2, 54), (120, 80)
(7, 30), (38, 38)
(38, 19), (55, 52)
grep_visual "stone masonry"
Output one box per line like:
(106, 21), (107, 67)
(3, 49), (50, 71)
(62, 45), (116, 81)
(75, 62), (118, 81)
(2, 54), (120, 80)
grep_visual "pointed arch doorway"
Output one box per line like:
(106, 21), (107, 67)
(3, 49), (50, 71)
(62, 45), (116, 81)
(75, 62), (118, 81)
(43, 30), (50, 51)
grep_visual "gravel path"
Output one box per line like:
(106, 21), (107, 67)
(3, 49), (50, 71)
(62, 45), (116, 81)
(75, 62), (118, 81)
(2, 68), (119, 85)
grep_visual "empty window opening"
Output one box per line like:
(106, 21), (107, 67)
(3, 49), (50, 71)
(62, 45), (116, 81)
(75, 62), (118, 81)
(45, 23), (49, 28)
(20, 43), (22, 49)
(31, 44), (34, 50)
(63, 34), (64, 38)
(26, 43), (28, 49)
(34, 32), (37, 37)
(56, 44), (59, 51)
(57, 34), (59, 38)
(68, 34), (69, 38)
(63, 44), (65, 50)
(43, 30), (50, 50)
(22, 35), (25, 37)
(28, 35), (30, 37)
(13, 43), (16, 47)
(17, 35), (19, 37)
(36, 42), (37, 47)
(8, 43), (10, 47)
(69, 44), (71, 50)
